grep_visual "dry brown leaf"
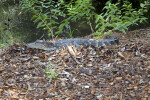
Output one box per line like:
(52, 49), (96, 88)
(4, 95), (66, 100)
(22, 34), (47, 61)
(0, 63), (3, 67)
(127, 86), (133, 90)
(118, 52), (130, 60)
(59, 48), (68, 54)
(53, 97), (62, 100)
(0, 89), (3, 94)
(67, 46), (76, 56)
(6, 89), (19, 99)
(141, 98), (148, 100)
(115, 77), (122, 80)
(134, 86), (138, 90)
(69, 92), (77, 99)
(49, 87), (56, 93)
(90, 88), (96, 94)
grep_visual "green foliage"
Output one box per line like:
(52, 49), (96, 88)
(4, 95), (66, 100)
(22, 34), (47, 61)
(94, 0), (149, 39)
(147, 32), (150, 37)
(0, 28), (13, 47)
(21, 0), (95, 38)
(66, 0), (94, 21)
(46, 63), (58, 81)
(0, 3), (17, 46)
(0, 0), (31, 46)
(22, 0), (59, 38)
(21, 0), (150, 39)
(65, 0), (95, 34)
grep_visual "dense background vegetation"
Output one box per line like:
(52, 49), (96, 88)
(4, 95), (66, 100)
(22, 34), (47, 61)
(0, 0), (150, 46)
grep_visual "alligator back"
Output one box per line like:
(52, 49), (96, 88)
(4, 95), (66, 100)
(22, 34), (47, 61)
(54, 38), (119, 48)
(26, 38), (119, 51)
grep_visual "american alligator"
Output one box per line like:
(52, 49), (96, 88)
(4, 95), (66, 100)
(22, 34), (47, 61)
(26, 38), (119, 51)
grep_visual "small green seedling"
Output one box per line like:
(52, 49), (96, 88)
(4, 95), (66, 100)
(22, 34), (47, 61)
(46, 64), (58, 81)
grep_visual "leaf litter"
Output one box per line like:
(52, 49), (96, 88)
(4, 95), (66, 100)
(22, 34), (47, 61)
(0, 29), (150, 100)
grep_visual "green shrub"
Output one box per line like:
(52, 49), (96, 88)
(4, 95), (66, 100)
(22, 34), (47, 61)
(21, 0), (95, 38)
(0, 2), (17, 46)
(21, 0), (150, 39)
(94, 0), (149, 39)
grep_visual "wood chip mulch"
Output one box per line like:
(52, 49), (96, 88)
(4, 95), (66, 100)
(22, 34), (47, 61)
(0, 30), (150, 100)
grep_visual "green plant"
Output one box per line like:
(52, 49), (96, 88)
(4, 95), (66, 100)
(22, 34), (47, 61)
(21, 0), (95, 38)
(21, 0), (150, 39)
(147, 33), (150, 37)
(94, 0), (149, 39)
(65, 0), (95, 35)
(0, 0), (23, 46)
(0, 6), (14, 46)
(22, 0), (59, 38)
(46, 63), (58, 81)
(0, 29), (13, 47)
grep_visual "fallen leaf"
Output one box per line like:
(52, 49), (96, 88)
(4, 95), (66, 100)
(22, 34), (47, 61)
(115, 77), (122, 80)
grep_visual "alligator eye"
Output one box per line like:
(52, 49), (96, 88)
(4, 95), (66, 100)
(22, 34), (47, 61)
(109, 41), (115, 45)
(36, 40), (45, 43)
(48, 42), (54, 47)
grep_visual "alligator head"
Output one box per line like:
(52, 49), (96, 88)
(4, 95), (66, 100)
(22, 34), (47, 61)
(26, 40), (54, 50)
